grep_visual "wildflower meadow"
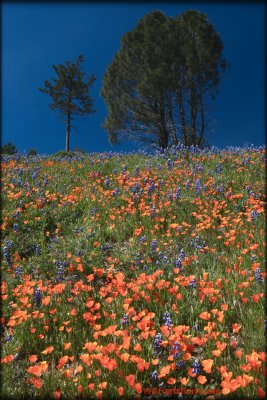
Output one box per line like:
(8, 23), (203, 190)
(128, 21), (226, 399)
(1, 144), (266, 399)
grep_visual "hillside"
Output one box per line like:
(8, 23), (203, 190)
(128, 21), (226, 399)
(1, 144), (266, 399)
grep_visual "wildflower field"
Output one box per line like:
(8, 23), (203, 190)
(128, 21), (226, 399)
(1, 144), (266, 399)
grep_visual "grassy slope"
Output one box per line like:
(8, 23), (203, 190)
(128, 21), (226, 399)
(1, 146), (266, 399)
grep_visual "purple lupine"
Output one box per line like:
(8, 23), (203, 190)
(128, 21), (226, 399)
(151, 239), (157, 253)
(34, 287), (41, 307)
(175, 186), (181, 200)
(216, 163), (222, 173)
(193, 322), (198, 331)
(216, 184), (224, 193)
(162, 311), (172, 329)
(192, 360), (201, 375)
(43, 176), (48, 186)
(148, 180), (156, 196)
(150, 205), (156, 219)
(15, 265), (23, 279)
(134, 165), (140, 178)
(154, 333), (163, 356)
(189, 278), (197, 288)
(4, 334), (12, 343)
(176, 226), (181, 234)
(195, 179), (201, 195)
(55, 261), (65, 282)
(167, 159), (172, 170)
(135, 254), (142, 267)
(13, 223), (19, 232)
(121, 314), (129, 326)
(14, 210), (19, 219)
(151, 371), (158, 380)
(186, 179), (190, 190)
(254, 268), (263, 284)
(32, 171), (38, 180)
(140, 235), (146, 244)
(112, 188), (119, 196)
(3, 246), (12, 266)
(104, 176), (110, 187)
(180, 249), (186, 259)
(169, 190), (173, 201)
(172, 341), (182, 359)
(175, 258), (182, 269)
(176, 360), (186, 367)
(250, 210), (258, 222)
(35, 244), (41, 257)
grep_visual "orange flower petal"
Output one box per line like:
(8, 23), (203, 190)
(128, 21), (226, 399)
(197, 375), (207, 384)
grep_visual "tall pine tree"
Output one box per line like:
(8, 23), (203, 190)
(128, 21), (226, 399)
(101, 11), (228, 149)
(39, 55), (96, 152)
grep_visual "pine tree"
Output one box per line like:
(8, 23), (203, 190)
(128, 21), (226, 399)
(101, 11), (228, 149)
(0, 142), (18, 155)
(39, 55), (96, 151)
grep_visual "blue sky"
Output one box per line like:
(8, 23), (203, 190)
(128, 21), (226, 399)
(2, 2), (265, 154)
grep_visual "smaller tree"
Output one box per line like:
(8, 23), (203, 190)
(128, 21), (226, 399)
(39, 55), (96, 152)
(0, 142), (18, 155)
(28, 148), (37, 156)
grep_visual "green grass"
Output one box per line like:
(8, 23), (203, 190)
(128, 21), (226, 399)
(1, 145), (266, 399)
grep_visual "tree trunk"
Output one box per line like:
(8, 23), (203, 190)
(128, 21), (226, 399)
(198, 90), (205, 148)
(177, 92), (187, 146)
(158, 95), (169, 149)
(167, 94), (178, 146)
(158, 126), (169, 148)
(66, 111), (71, 152)
(190, 88), (197, 146)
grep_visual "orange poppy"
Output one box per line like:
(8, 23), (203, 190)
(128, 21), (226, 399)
(53, 389), (61, 399)
(120, 353), (130, 362)
(83, 342), (97, 352)
(29, 355), (38, 363)
(41, 346), (54, 355)
(201, 359), (213, 374)
(133, 382), (142, 394)
(125, 374), (135, 387)
(28, 377), (43, 389)
(27, 362), (48, 376)
(180, 377), (189, 385)
(235, 349), (243, 359)
(236, 374), (253, 387)
(199, 311), (211, 320)
(41, 296), (51, 306)
(197, 375), (207, 384)
(232, 323), (241, 333)
(134, 343), (142, 352)
(98, 382), (107, 389)
(212, 350), (221, 357)
(117, 386), (124, 396)
(158, 365), (171, 378)
(216, 341), (227, 352)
